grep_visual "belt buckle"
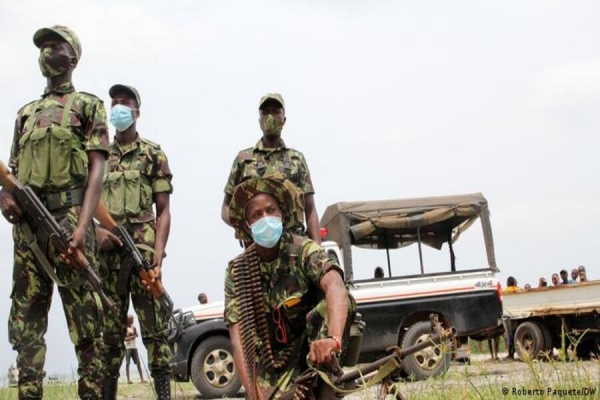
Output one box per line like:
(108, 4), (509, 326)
(64, 190), (73, 208)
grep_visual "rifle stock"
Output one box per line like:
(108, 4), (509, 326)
(95, 201), (182, 332)
(0, 161), (116, 312)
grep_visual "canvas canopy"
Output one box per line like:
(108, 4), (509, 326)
(320, 193), (498, 277)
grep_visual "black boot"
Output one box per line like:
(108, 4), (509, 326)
(102, 377), (118, 400)
(153, 373), (171, 400)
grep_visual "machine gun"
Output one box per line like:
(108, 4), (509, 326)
(0, 161), (115, 312)
(94, 201), (182, 333)
(279, 314), (455, 400)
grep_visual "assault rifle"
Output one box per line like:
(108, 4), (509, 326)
(0, 161), (115, 312)
(94, 201), (182, 333)
(279, 314), (455, 400)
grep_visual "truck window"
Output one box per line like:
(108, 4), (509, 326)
(351, 220), (489, 280)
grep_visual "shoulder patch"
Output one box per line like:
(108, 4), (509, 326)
(141, 137), (161, 149)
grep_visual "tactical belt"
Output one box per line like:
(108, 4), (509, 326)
(40, 188), (84, 211)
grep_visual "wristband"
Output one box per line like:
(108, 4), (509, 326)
(326, 335), (342, 351)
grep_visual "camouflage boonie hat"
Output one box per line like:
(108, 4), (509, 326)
(109, 84), (142, 108)
(229, 174), (304, 241)
(33, 25), (82, 61)
(259, 93), (285, 110)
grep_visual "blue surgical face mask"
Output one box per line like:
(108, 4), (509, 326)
(109, 104), (135, 131)
(249, 216), (283, 248)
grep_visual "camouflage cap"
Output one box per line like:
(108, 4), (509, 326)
(109, 84), (142, 108)
(33, 25), (82, 61)
(259, 93), (285, 110)
(229, 174), (305, 241)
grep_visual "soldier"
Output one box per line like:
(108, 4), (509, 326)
(94, 84), (173, 399)
(224, 176), (355, 399)
(0, 25), (109, 399)
(221, 93), (321, 243)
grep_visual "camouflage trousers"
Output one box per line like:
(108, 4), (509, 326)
(98, 221), (171, 378)
(8, 207), (104, 400)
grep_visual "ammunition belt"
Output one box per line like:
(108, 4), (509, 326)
(232, 244), (301, 399)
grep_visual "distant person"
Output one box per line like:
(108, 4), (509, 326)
(124, 314), (146, 385)
(551, 273), (560, 286)
(579, 266), (588, 282)
(538, 277), (548, 288)
(504, 276), (520, 293)
(560, 269), (573, 284)
(198, 292), (208, 304)
(374, 266), (384, 279)
(571, 268), (579, 283)
(524, 283), (531, 290)
(8, 364), (18, 387)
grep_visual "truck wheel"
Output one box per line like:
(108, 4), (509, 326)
(514, 322), (545, 359)
(400, 321), (451, 381)
(190, 336), (241, 398)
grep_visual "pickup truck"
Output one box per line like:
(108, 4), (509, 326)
(168, 193), (504, 398)
(502, 280), (600, 359)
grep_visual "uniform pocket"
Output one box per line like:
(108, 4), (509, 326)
(70, 147), (88, 182)
(124, 170), (142, 216)
(49, 127), (73, 188)
(106, 171), (125, 218)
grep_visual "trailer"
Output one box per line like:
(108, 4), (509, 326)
(502, 281), (600, 359)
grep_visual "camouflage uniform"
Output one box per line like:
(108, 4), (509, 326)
(224, 232), (355, 396)
(224, 139), (314, 233)
(8, 80), (109, 399)
(98, 135), (173, 380)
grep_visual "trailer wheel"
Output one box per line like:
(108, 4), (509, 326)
(401, 321), (450, 380)
(514, 322), (545, 359)
(190, 336), (241, 398)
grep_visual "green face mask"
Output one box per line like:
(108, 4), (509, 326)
(261, 115), (284, 138)
(38, 47), (70, 78)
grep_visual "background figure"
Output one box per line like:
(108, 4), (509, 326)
(505, 276), (520, 293)
(560, 269), (573, 284)
(538, 277), (547, 288)
(124, 314), (146, 384)
(579, 266), (588, 282)
(523, 283), (531, 290)
(551, 273), (560, 286)
(221, 93), (321, 243)
(198, 293), (208, 305)
(571, 268), (579, 283)
(8, 364), (19, 387)
(374, 266), (384, 279)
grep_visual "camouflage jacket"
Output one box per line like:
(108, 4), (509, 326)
(224, 233), (348, 389)
(224, 138), (314, 196)
(9, 82), (109, 193)
(102, 134), (173, 225)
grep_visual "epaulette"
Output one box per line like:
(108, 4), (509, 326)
(141, 137), (162, 149)
(237, 148), (255, 161)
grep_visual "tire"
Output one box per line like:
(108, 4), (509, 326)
(190, 336), (241, 399)
(514, 322), (545, 359)
(400, 321), (451, 381)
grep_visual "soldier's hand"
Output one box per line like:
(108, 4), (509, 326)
(68, 226), (87, 255)
(0, 189), (22, 224)
(309, 337), (340, 366)
(96, 226), (122, 251)
(142, 265), (162, 291)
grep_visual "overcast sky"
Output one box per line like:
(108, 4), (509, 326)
(1, 0), (599, 378)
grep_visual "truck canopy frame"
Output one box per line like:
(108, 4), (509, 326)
(320, 192), (498, 281)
